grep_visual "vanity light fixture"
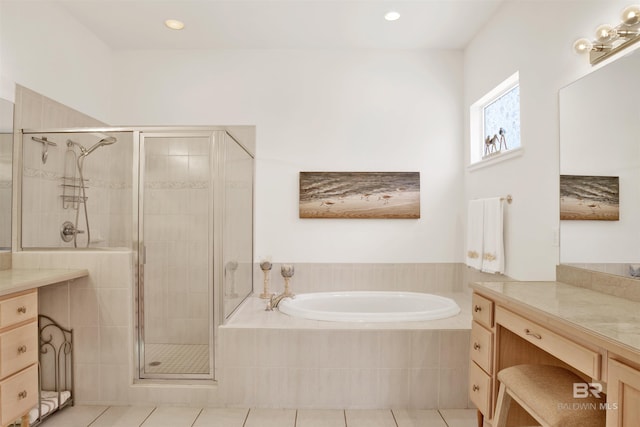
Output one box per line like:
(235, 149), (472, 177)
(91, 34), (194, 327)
(385, 11), (401, 21)
(574, 4), (640, 65)
(164, 19), (185, 30)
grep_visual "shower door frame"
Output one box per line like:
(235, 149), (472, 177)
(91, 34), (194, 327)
(136, 130), (218, 381)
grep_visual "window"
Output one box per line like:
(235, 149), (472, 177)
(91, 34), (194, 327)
(470, 72), (521, 166)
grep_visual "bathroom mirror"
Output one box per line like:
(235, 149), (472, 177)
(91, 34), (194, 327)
(0, 98), (13, 251)
(559, 48), (640, 277)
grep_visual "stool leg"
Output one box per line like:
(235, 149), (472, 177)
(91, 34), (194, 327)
(476, 409), (484, 427)
(21, 414), (29, 427)
(493, 382), (512, 427)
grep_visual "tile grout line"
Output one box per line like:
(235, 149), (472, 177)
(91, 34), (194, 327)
(139, 406), (158, 427)
(190, 408), (204, 427)
(436, 409), (450, 427)
(390, 409), (399, 427)
(86, 405), (110, 426)
(242, 408), (251, 427)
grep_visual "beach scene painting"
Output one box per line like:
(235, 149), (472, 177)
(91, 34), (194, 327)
(560, 175), (619, 221)
(299, 172), (420, 219)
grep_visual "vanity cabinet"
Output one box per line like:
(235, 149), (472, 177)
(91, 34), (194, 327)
(607, 358), (640, 427)
(470, 281), (640, 427)
(468, 293), (494, 420)
(0, 289), (38, 427)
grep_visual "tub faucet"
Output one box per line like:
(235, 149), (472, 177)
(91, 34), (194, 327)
(265, 292), (294, 311)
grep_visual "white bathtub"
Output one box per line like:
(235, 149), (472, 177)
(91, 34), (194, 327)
(278, 291), (461, 322)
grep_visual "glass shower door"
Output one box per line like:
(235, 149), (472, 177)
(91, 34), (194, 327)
(138, 132), (214, 379)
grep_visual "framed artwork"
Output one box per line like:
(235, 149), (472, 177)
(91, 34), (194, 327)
(560, 175), (619, 221)
(299, 172), (420, 219)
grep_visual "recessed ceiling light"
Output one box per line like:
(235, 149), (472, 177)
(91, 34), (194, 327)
(165, 19), (185, 30)
(385, 11), (400, 21)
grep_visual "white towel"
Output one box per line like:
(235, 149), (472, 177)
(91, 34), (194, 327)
(482, 197), (505, 274)
(29, 390), (72, 424)
(466, 199), (484, 270)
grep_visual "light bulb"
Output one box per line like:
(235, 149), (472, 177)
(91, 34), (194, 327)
(621, 5), (640, 26)
(164, 19), (185, 30)
(384, 11), (400, 21)
(573, 38), (593, 53)
(595, 24), (617, 42)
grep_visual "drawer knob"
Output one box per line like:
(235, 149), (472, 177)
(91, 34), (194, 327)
(18, 390), (28, 399)
(524, 328), (542, 339)
(17, 345), (27, 354)
(17, 306), (27, 314)
(472, 384), (480, 392)
(474, 305), (482, 312)
(473, 342), (481, 350)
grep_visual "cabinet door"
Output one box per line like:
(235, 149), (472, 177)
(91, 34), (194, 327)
(607, 358), (640, 427)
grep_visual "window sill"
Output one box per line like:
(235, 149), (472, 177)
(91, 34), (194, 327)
(468, 147), (524, 172)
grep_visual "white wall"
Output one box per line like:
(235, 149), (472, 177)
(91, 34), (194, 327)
(111, 49), (465, 263)
(0, 1), (113, 122)
(463, 0), (631, 280)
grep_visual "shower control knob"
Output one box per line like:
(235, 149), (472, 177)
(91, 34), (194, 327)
(60, 221), (85, 242)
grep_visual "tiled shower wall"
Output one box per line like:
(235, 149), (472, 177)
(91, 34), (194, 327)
(15, 85), (133, 249)
(14, 85), (105, 130)
(143, 136), (211, 345)
(21, 131), (132, 248)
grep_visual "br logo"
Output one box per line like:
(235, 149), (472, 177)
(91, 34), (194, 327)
(573, 382), (603, 399)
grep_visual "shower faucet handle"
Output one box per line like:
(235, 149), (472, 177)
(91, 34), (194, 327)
(60, 221), (84, 242)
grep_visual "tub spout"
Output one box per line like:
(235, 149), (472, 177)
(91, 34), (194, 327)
(265, 292), (294, 311)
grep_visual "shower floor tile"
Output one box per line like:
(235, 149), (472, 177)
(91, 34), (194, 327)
(144, 343), (209, 374)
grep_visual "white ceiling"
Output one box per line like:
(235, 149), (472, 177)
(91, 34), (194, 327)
(57, 0), (505, 50)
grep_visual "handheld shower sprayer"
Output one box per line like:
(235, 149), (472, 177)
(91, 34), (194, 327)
(69, 135), (117, 158)
(64, 134), (118, 248)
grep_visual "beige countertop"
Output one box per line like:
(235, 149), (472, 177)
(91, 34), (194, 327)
(0, 268), (89, 297)
(471, 281), (640, 355)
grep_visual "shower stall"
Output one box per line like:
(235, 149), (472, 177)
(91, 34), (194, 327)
(20, 127), (254, 380)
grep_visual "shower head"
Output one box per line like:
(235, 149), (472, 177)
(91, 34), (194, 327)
(82, 136), (117, 157)
(98, 136), (117, 145)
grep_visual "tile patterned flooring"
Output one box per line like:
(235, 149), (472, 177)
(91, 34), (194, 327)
(36, 406), (478, 427)
(144, 344), (209, 375)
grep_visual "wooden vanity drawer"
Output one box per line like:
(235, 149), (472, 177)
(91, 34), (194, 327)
(472, 293), (494, 329)
(469, 361), (492, 418)
(0, 321), (38, 379)
(0, 291), (37, 329)
(471, 321), (493, 374)
(496, 306), (601, 379)
(0, 364), (38, 426)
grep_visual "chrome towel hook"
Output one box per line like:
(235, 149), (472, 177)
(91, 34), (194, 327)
(32, 136), (57, 164)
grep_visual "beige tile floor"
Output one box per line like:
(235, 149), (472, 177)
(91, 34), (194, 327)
(34, 406), (478, 427)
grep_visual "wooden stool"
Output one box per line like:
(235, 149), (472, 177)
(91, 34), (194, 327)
(493, 364), (606, 427)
